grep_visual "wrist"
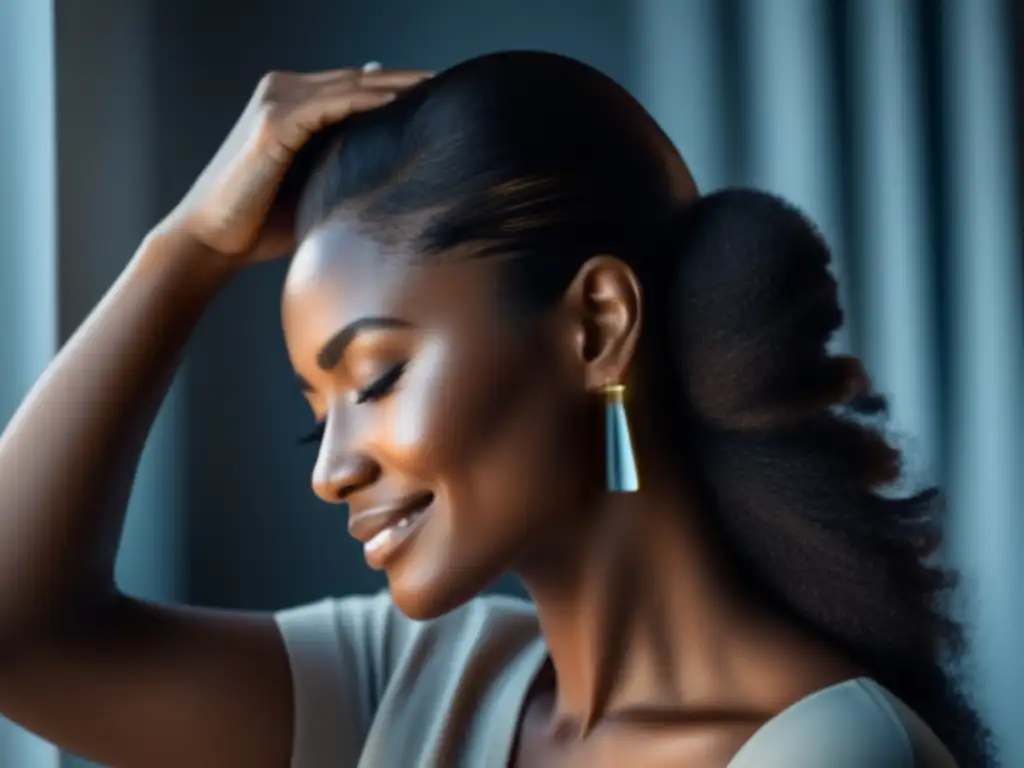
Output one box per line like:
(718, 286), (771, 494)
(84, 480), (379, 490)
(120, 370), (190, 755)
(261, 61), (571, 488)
(136, 223), (243, 290)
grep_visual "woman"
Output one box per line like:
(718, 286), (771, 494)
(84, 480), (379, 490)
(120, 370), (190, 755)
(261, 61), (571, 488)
(0, 51), (993, 767)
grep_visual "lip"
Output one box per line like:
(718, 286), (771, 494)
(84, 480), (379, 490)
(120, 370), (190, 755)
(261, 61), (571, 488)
(348, 490), (435, 545)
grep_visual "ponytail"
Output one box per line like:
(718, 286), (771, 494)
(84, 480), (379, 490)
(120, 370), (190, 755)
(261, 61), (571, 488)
(647, 189), (993, 767)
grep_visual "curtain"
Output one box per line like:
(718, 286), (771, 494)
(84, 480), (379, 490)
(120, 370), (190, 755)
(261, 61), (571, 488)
(0, 1), (61, 765)
(636, 0), (1023, 763)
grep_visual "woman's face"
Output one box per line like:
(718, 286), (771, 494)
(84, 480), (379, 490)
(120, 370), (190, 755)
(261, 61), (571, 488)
(282, 216), (597, 619)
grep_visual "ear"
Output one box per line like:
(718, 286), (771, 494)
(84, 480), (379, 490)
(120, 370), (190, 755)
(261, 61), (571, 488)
(561, 255), (643, 391)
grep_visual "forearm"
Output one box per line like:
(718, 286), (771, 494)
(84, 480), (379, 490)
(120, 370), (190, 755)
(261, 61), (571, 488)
(0, 229), (237, 640)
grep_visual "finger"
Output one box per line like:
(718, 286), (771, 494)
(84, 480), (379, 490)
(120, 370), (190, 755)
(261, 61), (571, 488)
(288, 70), (417, 108)
(294, 67), (431, 87)
(302, 79), (404, 102)
(358, 69), (434, 88)
(289, 90), (397, 138)
(286, 68), (362, 86)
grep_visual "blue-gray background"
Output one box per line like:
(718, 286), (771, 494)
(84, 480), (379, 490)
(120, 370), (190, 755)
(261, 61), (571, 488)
(1, 1), (1021, 765)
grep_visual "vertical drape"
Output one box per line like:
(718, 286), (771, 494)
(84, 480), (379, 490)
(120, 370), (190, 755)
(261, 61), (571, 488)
(943, 2), (1024, 764)
(0, 0), (62, 765)
(850, 0), (941, 476)
(741, 0), (852, 356)
(633, 0), (730, 188)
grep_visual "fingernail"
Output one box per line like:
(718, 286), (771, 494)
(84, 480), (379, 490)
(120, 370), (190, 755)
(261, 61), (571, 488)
(362, 61), (383, 73)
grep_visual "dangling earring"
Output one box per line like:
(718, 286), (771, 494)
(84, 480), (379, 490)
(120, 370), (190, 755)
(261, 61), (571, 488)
(601, 383), (639, 492)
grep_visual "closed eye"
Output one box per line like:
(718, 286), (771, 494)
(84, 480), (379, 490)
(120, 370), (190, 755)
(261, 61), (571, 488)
(354, 361), (407, 404)
(295, 362), (407, 447)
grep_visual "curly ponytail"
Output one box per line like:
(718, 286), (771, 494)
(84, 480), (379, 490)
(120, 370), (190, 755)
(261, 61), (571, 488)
(646, 189), (994, 767)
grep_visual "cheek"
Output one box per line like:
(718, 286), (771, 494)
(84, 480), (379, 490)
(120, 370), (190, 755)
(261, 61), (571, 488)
(406, 328), (593, 537)
(392, 334), (592, 610)
(378, 338), (448, 456)
(456, 368), (594, 519)
(378, 331), (536, 477)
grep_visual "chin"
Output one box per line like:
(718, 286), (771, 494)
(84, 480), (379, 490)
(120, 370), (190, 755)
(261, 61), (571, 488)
(385, 553), (506, 621)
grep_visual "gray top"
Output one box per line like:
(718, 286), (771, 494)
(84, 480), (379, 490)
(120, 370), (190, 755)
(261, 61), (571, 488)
(275, 591), (958, 767)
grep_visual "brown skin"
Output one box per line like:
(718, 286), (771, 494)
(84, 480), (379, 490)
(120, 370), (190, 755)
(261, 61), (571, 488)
(285, 219), (864, 768)
(0, 67), (860, 768)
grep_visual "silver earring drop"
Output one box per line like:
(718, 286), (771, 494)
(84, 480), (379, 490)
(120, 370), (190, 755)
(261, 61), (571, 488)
(601, 384), (639, 492)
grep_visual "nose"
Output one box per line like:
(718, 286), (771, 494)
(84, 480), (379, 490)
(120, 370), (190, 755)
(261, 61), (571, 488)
(312, 450), (381, 504)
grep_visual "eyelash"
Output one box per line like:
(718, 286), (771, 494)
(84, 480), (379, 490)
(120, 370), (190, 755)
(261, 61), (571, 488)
(296, 424), (325, 446)
(296, 362), (408, 446)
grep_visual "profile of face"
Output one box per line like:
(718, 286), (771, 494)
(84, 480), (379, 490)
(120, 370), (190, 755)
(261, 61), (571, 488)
(282, 216), (635, 619)
(279, 50), (685, 619)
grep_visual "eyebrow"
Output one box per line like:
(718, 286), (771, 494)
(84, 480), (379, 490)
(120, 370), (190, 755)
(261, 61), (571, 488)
(296, 316), (414, 392)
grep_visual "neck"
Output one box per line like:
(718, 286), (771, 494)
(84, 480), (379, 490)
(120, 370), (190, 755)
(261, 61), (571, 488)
(515, 466), (781, 735)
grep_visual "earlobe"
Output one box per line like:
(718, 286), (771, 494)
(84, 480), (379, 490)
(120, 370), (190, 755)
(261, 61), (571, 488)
(562, 255), (643, 391)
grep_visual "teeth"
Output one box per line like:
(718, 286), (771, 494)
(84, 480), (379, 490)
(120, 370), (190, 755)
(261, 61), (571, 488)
(364, 527), (395, 555)
(364, 513), (421, 555)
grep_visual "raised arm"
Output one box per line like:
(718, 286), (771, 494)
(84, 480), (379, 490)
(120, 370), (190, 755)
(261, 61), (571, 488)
(0, 66), (429, 767)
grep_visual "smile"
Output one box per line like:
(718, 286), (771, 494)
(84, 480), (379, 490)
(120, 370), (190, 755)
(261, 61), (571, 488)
(348, 491), (434, 569)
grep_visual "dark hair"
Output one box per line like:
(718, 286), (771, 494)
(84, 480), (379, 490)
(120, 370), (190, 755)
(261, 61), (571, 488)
(290, 51), (994, 766)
